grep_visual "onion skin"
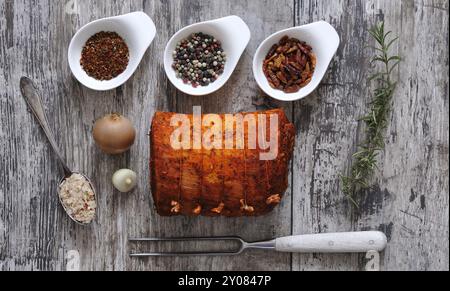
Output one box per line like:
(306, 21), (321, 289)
(93, 113), (136, 154)
(112, 169), (137, 192)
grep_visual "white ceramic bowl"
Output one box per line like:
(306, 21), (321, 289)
(253, 21), (340, 101)
(68, 12), (156, 91)
(164, 16), (251, 96)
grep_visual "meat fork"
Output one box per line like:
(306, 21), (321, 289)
(129, 231), (387, 257)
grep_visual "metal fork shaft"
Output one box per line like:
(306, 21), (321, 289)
(129, 236), (246, 257)
(244, 239), (276, 251)
(130, 251), (240, 257)
(129, 236), (243, 242)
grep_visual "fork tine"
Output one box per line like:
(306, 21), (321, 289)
(129, 251), (240, 257)
(129, 236), (244, 257)
(129, 236), (243, 242)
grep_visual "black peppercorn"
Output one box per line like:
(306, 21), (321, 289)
(172, 32), (226, 87)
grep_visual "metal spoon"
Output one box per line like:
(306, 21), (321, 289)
(19, 77), (96, 225)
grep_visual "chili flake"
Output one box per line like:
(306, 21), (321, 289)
(80, 31), (129, 81)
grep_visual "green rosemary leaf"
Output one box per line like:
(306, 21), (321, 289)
(389, 61), (401, 74)
(388, 55), (401, 63)
(371, 56), (387, 64)
(386, 37), (399, 50)
(369, 29), (383, 44)
(341, 22), (401, 207)
(347, 195), (359, 208)
(383, 31), (392, 41)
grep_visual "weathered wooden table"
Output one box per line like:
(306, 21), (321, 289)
(0, 0), (448, 271)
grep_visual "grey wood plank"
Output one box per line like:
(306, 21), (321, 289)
(130, 0), (295, 272)
(292, 0), (449, 271)
(1, 0), (448, 271)
(0, 0), (295, 271)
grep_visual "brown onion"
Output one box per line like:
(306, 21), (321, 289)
(93, 113), (136, 154)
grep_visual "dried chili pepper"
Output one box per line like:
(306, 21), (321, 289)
(262, 35), (316, 93)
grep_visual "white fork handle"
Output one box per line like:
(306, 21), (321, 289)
(275, 231), (387, 253)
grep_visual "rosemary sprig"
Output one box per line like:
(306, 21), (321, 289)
(341, 22), (401, 207)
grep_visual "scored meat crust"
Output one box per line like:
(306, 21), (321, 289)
(150, 108), (295, 217)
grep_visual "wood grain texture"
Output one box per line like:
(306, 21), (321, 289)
(0, 0), (448, 271)
(292, 0), (449, 271)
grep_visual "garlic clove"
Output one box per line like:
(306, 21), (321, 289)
(112, 169), (137, 192)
